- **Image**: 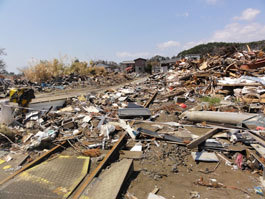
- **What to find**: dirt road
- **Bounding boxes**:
[32,76,147,104]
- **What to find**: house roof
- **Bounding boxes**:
[120,60,135,64]
[134,58,146,61]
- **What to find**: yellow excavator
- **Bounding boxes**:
[9,88,35,112]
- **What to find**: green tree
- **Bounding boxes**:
[145,63,152,74]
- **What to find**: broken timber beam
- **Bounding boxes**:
[248,131,265,147]
[70,133,126,199]
[187,128,222,149]
[145,91,158,108]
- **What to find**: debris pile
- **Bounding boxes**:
[0,72,134,96]
[1,47,265,198]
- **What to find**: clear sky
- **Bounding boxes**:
[0,0,265,72]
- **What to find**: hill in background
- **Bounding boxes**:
[177,40,265,57]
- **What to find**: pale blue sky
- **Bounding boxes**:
[0,0,265,72]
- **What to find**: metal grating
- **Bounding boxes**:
[0,155,89,199]
[80,159,133,199]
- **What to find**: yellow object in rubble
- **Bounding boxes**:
[9,88,19,103]
[9,88,35,107]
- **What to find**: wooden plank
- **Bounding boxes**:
[248,131,265,147]
[251,144,265,158]
[216,153,232,165]
[187,128,221,149]
[246,149,265,168]
[119,151,143,159]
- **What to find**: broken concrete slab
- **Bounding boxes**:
[191,152,219,162]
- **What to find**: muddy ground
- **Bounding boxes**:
[124,125,261,199]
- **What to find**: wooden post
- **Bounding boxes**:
[187,128,221,149]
